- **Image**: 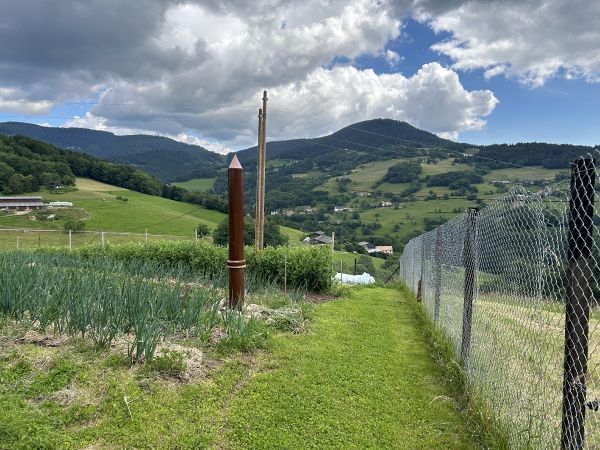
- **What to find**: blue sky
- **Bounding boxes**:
[0,1,598,152]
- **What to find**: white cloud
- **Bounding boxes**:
[384,50,402,67]
[0,0,502,150]
[418,0,600,87]
[265,63,498,140]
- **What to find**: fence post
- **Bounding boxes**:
[101,230,105,248]
[145,228,148,243]
[417,238,425,301]
[16,236,19,250]
[434,227,442,323]
[354,257,357,276]
[461,208,478,364]
[69,229,72,251]
[561,157,596,449]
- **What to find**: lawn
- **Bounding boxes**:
[224,287,476,448]
[0,286,478,449]
[172,177,216,192]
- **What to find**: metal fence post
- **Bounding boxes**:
[417,238,425,301]
[561,157,596,449]
[434,227,442,323]
[461,208,478,364]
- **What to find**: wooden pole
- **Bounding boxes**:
[259,90,267,248]
[228,155,245,309]
[255,107,264,250]
[69,229,72,251]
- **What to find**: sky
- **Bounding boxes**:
[0,0,598,154]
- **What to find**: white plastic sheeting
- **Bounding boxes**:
[334,272,375,285]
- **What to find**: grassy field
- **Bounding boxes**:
[361,198,473,236]
[333,250,386,272]
[319,159,406,194]
[0,178,304,247]
[172,177,216,192]
[0,286,478,449]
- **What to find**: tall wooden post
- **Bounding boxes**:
[561,157,595,449]
[255,108,264,250]
[256,90,268,250]
[228,155,245,309]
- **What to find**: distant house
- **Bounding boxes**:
[0,196,44,211]
[380,201,393,207]
[270,211,280,215]
[375,245,393,255]
[334,206,352,212]
[309,234,333,245]
[356,192,371,197]
[283,209,295,217]
[492,180,511,184]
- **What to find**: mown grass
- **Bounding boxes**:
[172,177,216,192]
[222,286,477,449]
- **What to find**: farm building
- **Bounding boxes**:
[375,245,393,255]
[0,196,44,210]
[305,231,333,245]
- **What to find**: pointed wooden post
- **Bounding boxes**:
[228,155,245,309]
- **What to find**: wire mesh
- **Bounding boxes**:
[399,154,600,448]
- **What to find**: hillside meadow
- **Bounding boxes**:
[0,178,305,248]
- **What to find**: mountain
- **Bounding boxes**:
[235,118,467,166]
[0,122,224,182]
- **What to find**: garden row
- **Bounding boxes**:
[37,240,334,292]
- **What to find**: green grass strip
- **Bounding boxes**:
[222,286,477,449]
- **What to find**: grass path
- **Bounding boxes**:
[221,287,476,449]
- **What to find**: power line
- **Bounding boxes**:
[143,206,208,230]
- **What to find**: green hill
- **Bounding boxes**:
[0,122,224,182]
[0,178,305,249]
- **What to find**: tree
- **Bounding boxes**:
[63,219,85,231]
[212,216,287,247]
[196,223,210,238]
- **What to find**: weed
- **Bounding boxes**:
[145,349,187,378]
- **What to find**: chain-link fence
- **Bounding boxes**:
[0,227,201,251]
[399,156,600,448]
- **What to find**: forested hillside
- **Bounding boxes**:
[0,122,224,182]
[0,135,227,213]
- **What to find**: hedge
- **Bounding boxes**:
[36,241,334,292]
